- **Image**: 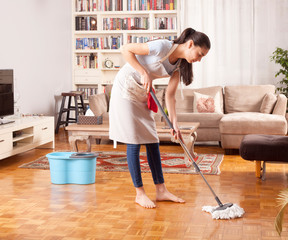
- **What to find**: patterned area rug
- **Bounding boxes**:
[19,152,224,175]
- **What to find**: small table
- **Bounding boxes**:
[65,121,199,160]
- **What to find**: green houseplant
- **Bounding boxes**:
[270,47,288,110]
[271,47,288,236]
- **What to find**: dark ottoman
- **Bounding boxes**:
[240,134,288,180]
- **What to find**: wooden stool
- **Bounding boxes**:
[55,91,86,133]
[240,134,288,180]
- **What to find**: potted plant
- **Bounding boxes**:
[271,48,288,236]
[270,47,288,109]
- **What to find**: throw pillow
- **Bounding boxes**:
[260,93,277,114]
[193,91,222,113]
[89,93,107,116]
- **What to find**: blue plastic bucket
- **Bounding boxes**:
[46,152,98,184]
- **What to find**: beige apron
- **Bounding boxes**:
[109,44,179,145]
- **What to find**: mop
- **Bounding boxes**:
[149,89,245,220]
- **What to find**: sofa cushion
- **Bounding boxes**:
[193,91,222,113]
[272,94,288,116]
[224,85,275,113]
[260,93,277,114]
[175,86,223,113]
[174,89,194,113]
[89,93,108,116]
[219,112,287,135]
[177,112,223,128]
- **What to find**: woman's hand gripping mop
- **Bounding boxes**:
[149,89,245,220]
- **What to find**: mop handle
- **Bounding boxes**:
[149,89,223,206]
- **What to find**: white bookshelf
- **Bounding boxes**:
[72,0,181,102]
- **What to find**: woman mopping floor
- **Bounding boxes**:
[109,27,245,219]
[109,28,210,208]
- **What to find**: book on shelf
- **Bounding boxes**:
[76,0,91,12]
[76,53,98,69]
[127,34,176,43]
[154,16,177,30]
[89,53,98,68]
[75,16,97,31]
[76,0,123,12]
[128,0,176,11]
[76,16,175,32]
[76,36,122,50]
[75,0,176,12]
[103,17,149,30]
[111,37,118,49]
[77,87,98,100]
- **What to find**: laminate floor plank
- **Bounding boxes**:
[0,129,288,239]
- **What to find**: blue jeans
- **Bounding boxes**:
[126,143,164,188]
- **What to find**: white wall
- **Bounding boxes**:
[0,0,72,117]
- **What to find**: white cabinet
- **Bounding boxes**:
[0,116,54,160]
[0,132,13,155]
[72,0,181,102]
[33,121,54,145]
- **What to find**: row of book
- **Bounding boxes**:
[75,54,99,69]
[77,87,98,100]
[76,34,176,49]
[76,36,123,50]
[75,0,177,12]
[154,17,177,30]
[76,0,123,11]
[127,34,176,43]
[75,16,97,31]
[102,17,149,30]
[128,0,177,11]
[75,16,176,31]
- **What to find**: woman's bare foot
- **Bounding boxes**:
[135,187,156,209]
[156,184,185,203]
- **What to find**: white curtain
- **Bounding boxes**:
[253,0,288,87]
[181,0,288,89]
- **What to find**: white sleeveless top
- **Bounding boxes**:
[109,40,179,145]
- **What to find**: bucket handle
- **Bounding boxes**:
[70,152,99,159]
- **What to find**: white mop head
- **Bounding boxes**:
[202,204,245,220]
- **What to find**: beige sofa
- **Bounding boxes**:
[220,85,287,151]
[89,84,287,153]
[156,84,287,153]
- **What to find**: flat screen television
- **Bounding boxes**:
[0,69,15,125]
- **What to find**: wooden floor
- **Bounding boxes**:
[1,129,288,240]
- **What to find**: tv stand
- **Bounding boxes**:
[0,116,54,160]
[0,118,15,125]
